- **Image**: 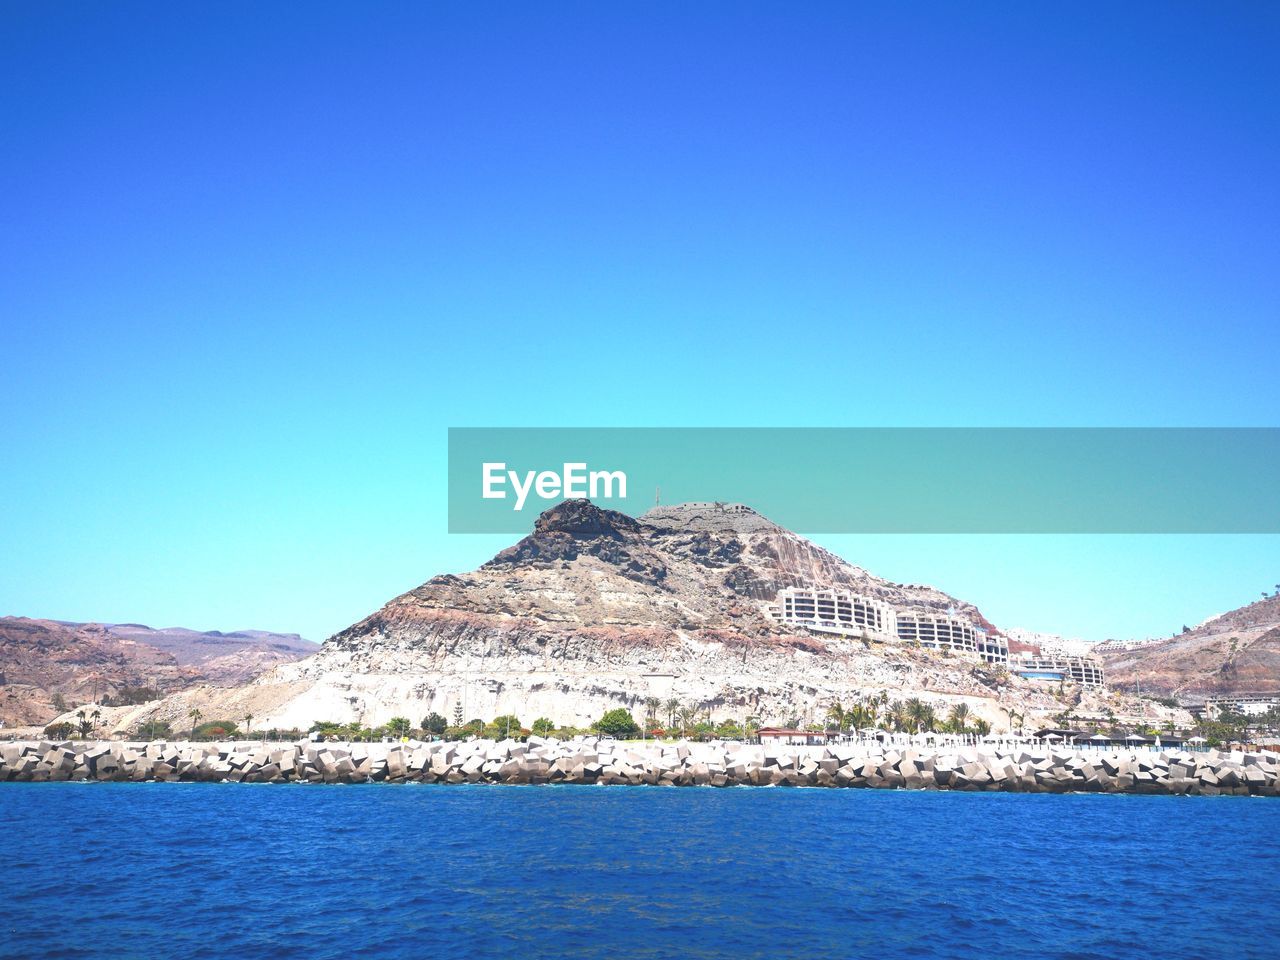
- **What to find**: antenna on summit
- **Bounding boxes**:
[655,485,661,506]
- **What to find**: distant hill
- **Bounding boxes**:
[62,621,317,672]
[1099,593,1280,703]
[0,617,316,727]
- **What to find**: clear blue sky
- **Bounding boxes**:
[2,4,1277,643]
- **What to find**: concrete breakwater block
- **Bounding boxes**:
[0,739,1277,796]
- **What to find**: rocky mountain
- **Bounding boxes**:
[1100,593,1280,703]
[126,500,1167,736]
[0,617,316,727]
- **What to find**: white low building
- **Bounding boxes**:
[756,727,829,746]
[895,611,1006,664]
[768,587,898,641]
[1012,653,1105,687]
[1204,693,1280,717]
[766,587,1009,665]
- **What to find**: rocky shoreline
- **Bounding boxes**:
[2,737,1278,796]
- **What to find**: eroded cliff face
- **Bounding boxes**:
[0,618,192,726]
[1101,595,1280,702]
[0,617,318,727]
[124,500,1161,734]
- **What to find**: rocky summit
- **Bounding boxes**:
[115,500,1170,736]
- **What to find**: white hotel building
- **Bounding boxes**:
[765,586,1010,665]
[765,586,1108,686]
[1203,693,1280,718]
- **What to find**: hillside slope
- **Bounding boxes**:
[130,501,1162,734]
[0,618,316,727]
[1100,594,1280,702]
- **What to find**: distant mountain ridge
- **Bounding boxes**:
[55,621,316,665]
[0,617,316,727]
[1099,593,1280,702]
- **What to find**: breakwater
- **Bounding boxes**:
[3,737,1278,795]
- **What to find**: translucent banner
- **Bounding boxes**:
[447,427,1280,534]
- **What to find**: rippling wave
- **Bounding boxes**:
[2,784,1277,959]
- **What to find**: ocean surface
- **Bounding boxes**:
[2,784,1277,960]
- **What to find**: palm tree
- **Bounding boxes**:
[921,704,937,733]
[848,702,872,730]
[971,718,992,737]
[676,705,697,738]
[90,708,102,737]
[664,698,680,729]
[188,708,203,740]
[948,702,971,734]
[887,700,910,733]
[76,710,92,739]
[644,697,660,728]
[906,701,926,732]
[242,714,254,737]
[867,691,889,728]
[826,701,848,731]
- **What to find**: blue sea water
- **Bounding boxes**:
[1,784,1277,960]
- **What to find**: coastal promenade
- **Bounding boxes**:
[2,737,1277,796]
